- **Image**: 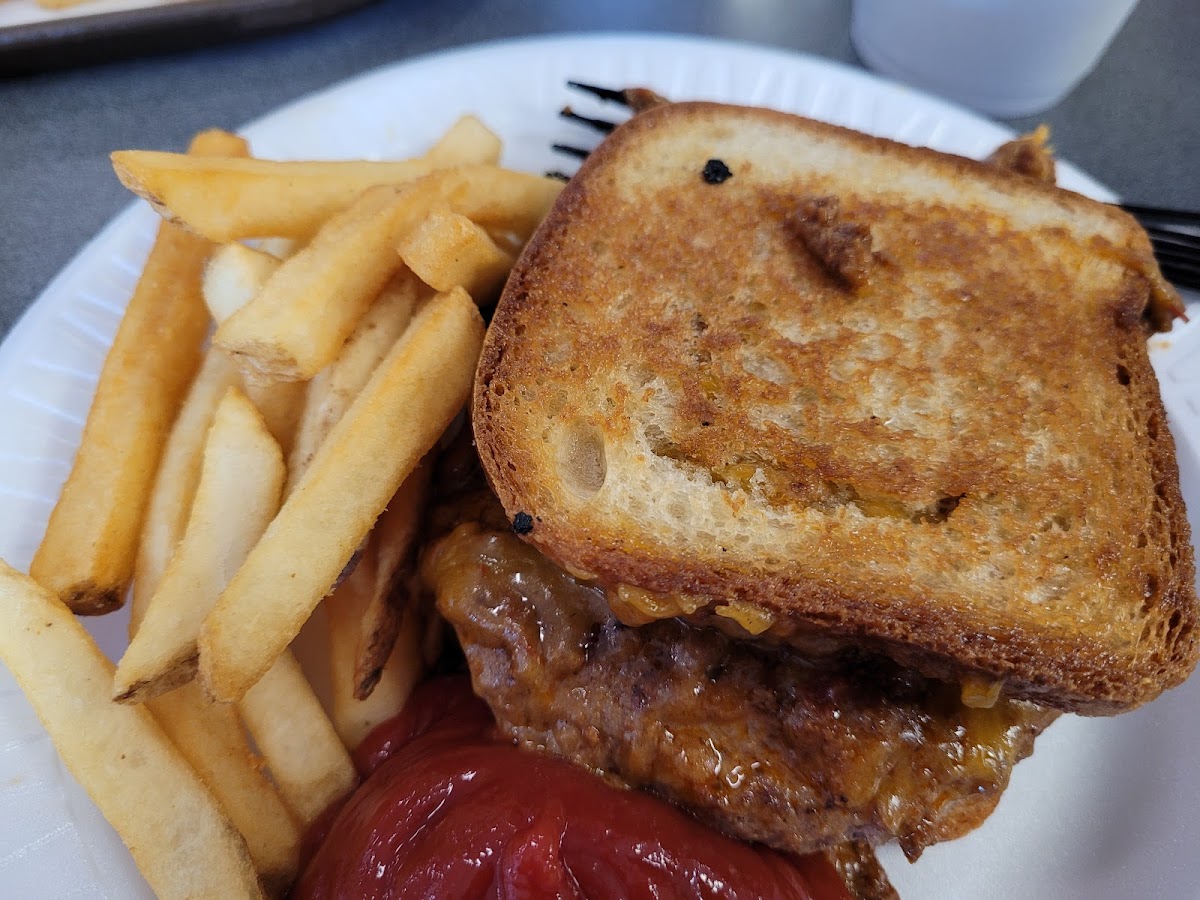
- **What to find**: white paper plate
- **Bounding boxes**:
[1,33,1197,900]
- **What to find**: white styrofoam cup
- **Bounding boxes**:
[851,0,1141,117]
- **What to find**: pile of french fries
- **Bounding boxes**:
[0,117,561,898]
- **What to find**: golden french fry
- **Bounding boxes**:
[200,288,484,701]
[32,130,246,615]
[214,184,431,381]
[214,168,557,382]
[241,376,306,457]
[147,685,300,894]
[397,205,515,300]
[203,237,302,452]
[354,584,407,701]
[204,243,281,325]
[111,150,564,242]
[353,465,431,698]
[0,561,262,900]
[203,238,303,453]
[424,114,502,167]
[446,166,564,239]
[239,650,357,827]
[115,388,284,703]
[188,128,251,157]
[287,272,424,494]
[130,327,298,890]
[132,349,242,631]
[328,587,422,750]
[110,153,488,242]
[134,176,300,878]
[257,237,300,260]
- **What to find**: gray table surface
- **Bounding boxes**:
[2,0,1198,340]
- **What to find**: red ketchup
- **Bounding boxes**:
[293,678,850,900]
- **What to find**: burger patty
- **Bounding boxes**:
[421,493,1058,860]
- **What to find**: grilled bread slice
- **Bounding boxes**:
[474,100,1198,715]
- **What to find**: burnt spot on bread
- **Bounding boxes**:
[921,494,966,524]
[986,127,1057,185]
[1087,239,1182,332]
[512,511,534,534]
[625,86,670,112]
[847,488,965,525]
[1112,274,1149,330]
[701,159,733,184]
[785,195,877,291]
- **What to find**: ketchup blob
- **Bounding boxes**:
[293,678,850,900]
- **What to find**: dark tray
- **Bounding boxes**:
[0,0,376,75]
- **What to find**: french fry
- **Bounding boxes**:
[131,131,251,625]
[187,127,251,157]
[0,562,263,900]
[200,288,484,701]
[291,278,427,734]
[257,237,300,260]
[214,168,558,382]
[31,129,245,615]
[214,184,429,381]
[287,272,423,494]
[132,349,241,630]
[328,584,422,750]
[239,651,358,827]
[397,205,515,300]
[130,362,300,892]
[147,686,300,894]
[203,237,304,452]
[115,388,284,703]
[204,243,281,325]
[241,377,306,456]
[111,151,497,242]
[424,114,502,167]
[130,362,302,620]
[447,166,563,239]
[353,465,430,699]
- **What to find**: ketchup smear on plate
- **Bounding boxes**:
[292,677,850,900]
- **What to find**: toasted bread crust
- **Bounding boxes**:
[475,101,1198,714]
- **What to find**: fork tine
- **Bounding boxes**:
[567,81,633,106]
[1150,242,1200,268]
[1121,203,1200,226]
[1154,254,1200,279]
[1144,226,1200,253]
[1144,226,1200,289]
[552,143,592,160]
[1160,264,1200,291]
[1123,210,1200,291]
[1149,239,1200,290]
[560,106,619,134]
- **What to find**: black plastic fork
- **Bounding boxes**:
[1119,205,1200,291]
[554,82,1200,293]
